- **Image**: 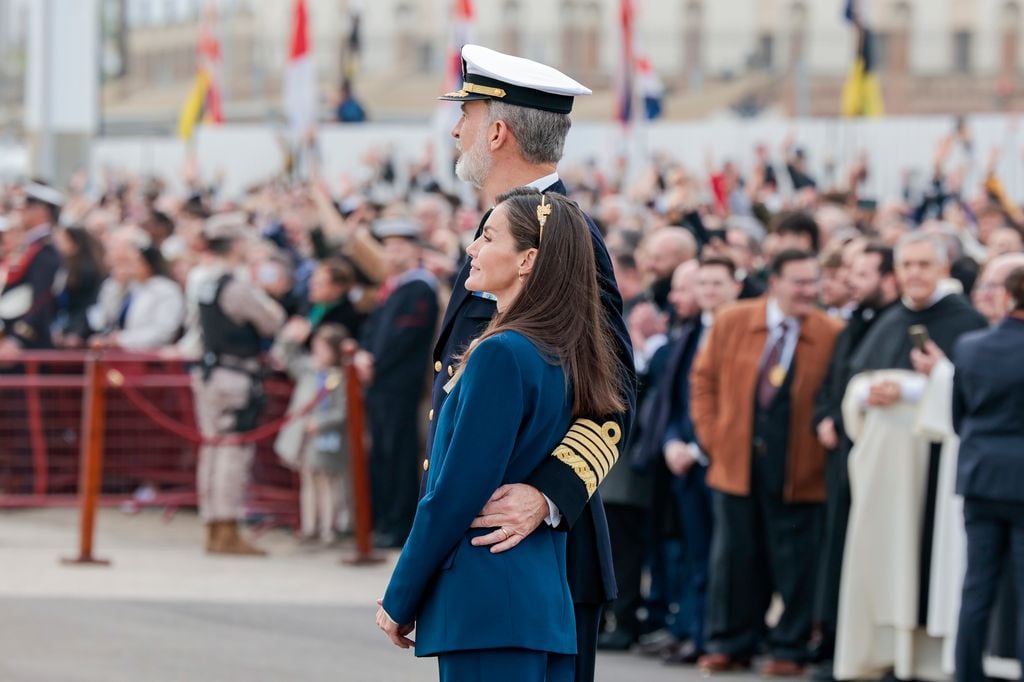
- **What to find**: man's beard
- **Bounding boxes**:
[454,133,493,189]
[858,284,887,311]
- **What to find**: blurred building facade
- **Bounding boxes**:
[2,0,1024,131]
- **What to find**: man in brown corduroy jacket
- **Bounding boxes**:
[690,249,842,677]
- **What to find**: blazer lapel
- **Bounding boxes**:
[434,207,493,355]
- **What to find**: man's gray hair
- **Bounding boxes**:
[895,231,950,265]
[487,101,571,165]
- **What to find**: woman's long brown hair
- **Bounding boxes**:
[459,187,625,418]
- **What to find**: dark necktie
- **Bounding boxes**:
[757,320,790,410]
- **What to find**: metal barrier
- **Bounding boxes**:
[0,351,301,530]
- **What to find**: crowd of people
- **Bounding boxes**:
[1,106,1023,680]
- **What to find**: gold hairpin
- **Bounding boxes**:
[537,195,552,243]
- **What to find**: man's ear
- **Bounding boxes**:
[489,119,511,153]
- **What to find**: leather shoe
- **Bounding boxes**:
[810,660,835,682]
[760,659,805,677]
[662,640,703,665]
[637,630,679,657]
[597,629,635,651]
[697,653,752,673]
[372,532,404,549]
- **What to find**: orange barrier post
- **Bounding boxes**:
[62,354,111,566]
[340,341,384,566]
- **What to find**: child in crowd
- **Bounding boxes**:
[272,319,350,546]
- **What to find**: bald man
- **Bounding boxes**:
[642,227,698,312]
[973,252,1024,325]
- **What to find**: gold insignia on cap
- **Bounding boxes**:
[461,83,507,98]
[442,89,470,98]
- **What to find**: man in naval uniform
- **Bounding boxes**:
[397,45,636,682]
[0,182,64,353]
[192,213,286,555]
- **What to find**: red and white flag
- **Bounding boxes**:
[197,1,223,124]
[614,0,636,125]
[285,0,317,139]
[433,0,475,192]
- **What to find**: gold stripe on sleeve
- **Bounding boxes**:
[552,445,598,497]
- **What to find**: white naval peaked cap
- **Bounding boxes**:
[439,44,592,114]
[23,181,65,208]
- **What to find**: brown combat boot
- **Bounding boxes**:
[209,520,267,557]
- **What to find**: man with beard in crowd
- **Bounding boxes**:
[811,244,899,681]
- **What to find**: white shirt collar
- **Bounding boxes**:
[701,310,715,328]
[766,298,800,331]
[901,279,961,311]
[525,172,560,192]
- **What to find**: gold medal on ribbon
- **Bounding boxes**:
[769,365,787,387]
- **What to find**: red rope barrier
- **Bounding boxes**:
[109,369,332,446]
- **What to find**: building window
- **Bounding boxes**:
[1001,1,1020,73]
[684,0,703,87]
[501,1,521,56]
[753,32,774,70]
[953,30,973,73]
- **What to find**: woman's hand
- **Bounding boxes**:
[375,599,415,649]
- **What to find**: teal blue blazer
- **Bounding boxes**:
[382,331,577,657]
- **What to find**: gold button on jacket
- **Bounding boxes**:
[422,459,429,472]
[434,360,442,373]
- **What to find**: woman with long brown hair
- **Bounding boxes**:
[375,187,625,682]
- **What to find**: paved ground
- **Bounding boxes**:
[0,508,747,682]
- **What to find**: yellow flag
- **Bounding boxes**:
[177,70,210,140]
[841,57,884,117]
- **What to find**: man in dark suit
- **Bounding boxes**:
[425,45,636,682]
[357,219,440,548]
[0,182,64,353]
[951,265,1024,682]
[633,256,742,664]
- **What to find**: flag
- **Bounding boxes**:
[285,0,317,139]
[433,0,475,193]
[177,70,210,140]
[343,1,362,83]
[841,0,884,117]
[636,55,664,120]
[446,0,475,93]
[177,2,223,140]
[615,0,636,124]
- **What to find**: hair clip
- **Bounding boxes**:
[537,194,552,243]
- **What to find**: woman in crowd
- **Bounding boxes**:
[375,188,626,682]
[90,229,185,350]
[52,225,106,347]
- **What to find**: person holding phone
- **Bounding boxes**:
[835,232,986,682]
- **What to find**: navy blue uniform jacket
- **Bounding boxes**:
[952,316,1024,504]
[426,180,636,604]
[383,332,577,656]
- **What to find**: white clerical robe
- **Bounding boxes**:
[835,368,951,682]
